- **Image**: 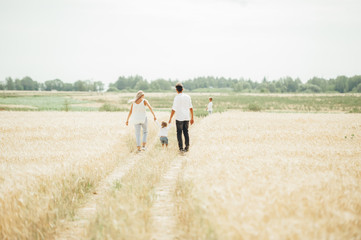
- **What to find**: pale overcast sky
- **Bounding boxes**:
[0,0,360,84]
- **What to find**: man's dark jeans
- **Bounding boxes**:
[176,120,189,150]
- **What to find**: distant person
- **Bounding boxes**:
[169,83,194,152]
[206,97,213,115]
[155,120,171,148]
[126,90,157,152]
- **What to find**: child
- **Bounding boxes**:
[155,120,171,148]
[206,97,213,115]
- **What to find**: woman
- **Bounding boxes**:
[126,91,157,152]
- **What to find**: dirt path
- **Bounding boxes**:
[54,153,142,240]
[150,154,187,240]
[54,127,159,240]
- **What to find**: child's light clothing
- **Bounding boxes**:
[207,101,213,114]
[155,121,171,145]
[155,121,171,137]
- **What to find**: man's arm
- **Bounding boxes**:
[190,108,194,125]
[169,109,175,124]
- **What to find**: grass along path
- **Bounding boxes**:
[86,119,200,239]
[86,151,178,239]
[149,119,202,240]
[55,153,143,240]
[150,154,188,240]
[54,123,160,240]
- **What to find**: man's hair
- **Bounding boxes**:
[175,82,183,92]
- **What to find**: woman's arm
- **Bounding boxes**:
[145,100,157,121]
[126,104,133,126]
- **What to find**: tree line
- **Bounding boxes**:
[0,77,104,92]
[109,75,361,93]
[1,75,361,93]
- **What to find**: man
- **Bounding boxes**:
[169,83,194,152]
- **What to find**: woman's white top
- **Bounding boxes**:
[131,99,146,124]
[155,121,171,137]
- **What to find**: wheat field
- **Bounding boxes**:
[175,111,361,239]
[1,111,360,239]
[0,112,131,239]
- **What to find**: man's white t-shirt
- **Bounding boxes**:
[172,93,193,121]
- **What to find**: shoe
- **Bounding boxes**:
[141,147,146,151]
[184,147,189,152]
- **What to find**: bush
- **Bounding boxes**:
[248,103,261,112]
[356,83,361,93]
[300,84,322,93]
[99,103,121,112]
[260,88,269,93]
[63,99,70,112]
[107,87,119,92]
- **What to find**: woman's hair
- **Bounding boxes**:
[128,90,145,103]
[161,121,167,128]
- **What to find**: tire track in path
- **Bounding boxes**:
[54,151,144,240]
[150,154,187,240]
